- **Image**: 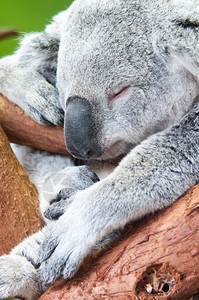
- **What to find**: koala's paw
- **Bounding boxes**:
[0,254,41,300]
[26,82,64,126]
[0,58,63,125]
[21,73,64,126]
[43,192,73,220]
[43,166,99,220]
[38,214,90,289]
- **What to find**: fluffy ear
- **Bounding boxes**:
[165,46,199,81]
[164,1,199,79]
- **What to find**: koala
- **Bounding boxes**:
[0,0,199,299]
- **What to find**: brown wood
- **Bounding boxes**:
[0,29,18,40]
[39,184,199,300]
[0,93,70,155]
[0,125,43,254]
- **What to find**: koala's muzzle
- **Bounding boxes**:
[64,97,102,159]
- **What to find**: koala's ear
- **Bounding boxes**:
[165,46,199,80]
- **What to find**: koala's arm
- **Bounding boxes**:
[0,11,68,124]
[37,101,199,287]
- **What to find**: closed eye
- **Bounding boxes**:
[113,86,129,98]
[109,86,130,108]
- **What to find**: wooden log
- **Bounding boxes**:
[0,125,43,254]
[0,93,69,155]
[39,183,199,300]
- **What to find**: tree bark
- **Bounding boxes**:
[0,125,43,254]
[0,93,69,155]
[39,184,199,300]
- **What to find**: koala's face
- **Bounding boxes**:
[57,0,196,160]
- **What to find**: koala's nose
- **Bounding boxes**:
[64,97,102,159]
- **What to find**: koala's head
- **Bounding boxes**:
[57,0,199,160]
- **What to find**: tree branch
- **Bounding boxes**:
[0,125,43,254]
[39,184,199,299]
[0,93,70,155]
[0,28,18,40]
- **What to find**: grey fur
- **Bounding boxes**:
[43,165,99,220]
[0,0,199,298]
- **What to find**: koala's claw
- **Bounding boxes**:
[43,166,99,220]
[44,197,72,220]
[38,220,87,289]
[27,104,64,126]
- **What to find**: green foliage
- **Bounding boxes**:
[0,0,74,57]
[0,298,20,300]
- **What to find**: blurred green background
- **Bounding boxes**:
[0,0,74,58]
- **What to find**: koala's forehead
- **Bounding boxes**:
[64,0,150,49]
[58,0,159,93]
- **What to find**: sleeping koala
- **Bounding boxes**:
[0,0,199,299]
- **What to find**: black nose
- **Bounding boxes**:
[64,97,102,159]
